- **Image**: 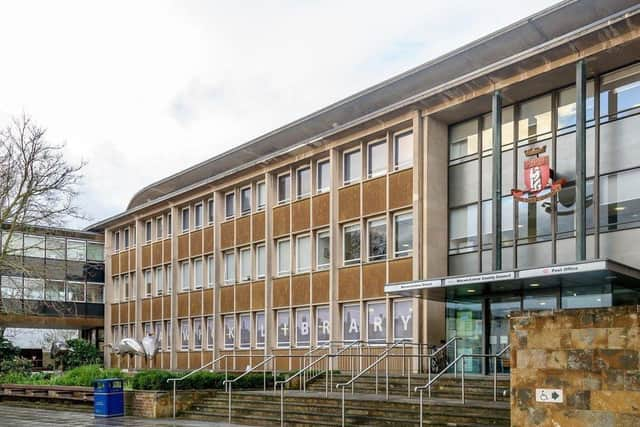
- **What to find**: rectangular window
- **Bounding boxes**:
[316,306,330,345]
[193,258,203,289]
[367,301,386,344]
[167,213,172,236]
[394,131,413,170]
[124,228,130,248]
[600,169,640,230]
[156,217,163,239]
[194,203,203,228]
[87,242,104,262]
[343,304,360,342]
[181,208,190,233]
[343,223,361,265]
[224,316,235,349]
[256,181,266,210]
[113,232,120,252]
[296,167,310,198]
[296,235,311,273]
[166,265,172,294]
[207,255,214,288]
[180,261,190,291]
[145,220,152,242]
[367,140,387,178]
[206,316,214,349]
[240,187,251,215]
[24,235,45,258]
[255,312,266,349]
[66,240,86,261]
[112,277,120,303]
[123,275,129,301]
[24,278,44,300]
[180,319,189,350]
[224,251,235,284]
[394,212,413,257]
[343,149,361,185]
[67,282,85,302]
[449,205,478,252]
[316,230,330,270]
[317,160,330,193]
[45,280,66,302]
[154,322,162,350]
[278,174,291,204]
[239,247,251,282]
[225,192,235,219]
[193,318,203,349]
[277,239,291,276]
[86,283,104,303]
[144,322,152,336]
[144,269,152,296]
[368,218,387,261]
[276,310,290,348]
[207,199,214,224]
[517,94,552,142]
[601,63,640,120]
[295,308,310,347]
[155,267,163,295]
[166,320,172,350]
[239,313,250,349]
[393,300,413,341]
[256,244,266,279]
[449,119,478,160]
[46,236,66,259]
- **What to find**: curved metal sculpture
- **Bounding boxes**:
[142,333,160,360]
[117,338,145,357]
[50,340,72,358]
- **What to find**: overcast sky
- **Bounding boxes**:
[0,0,559,230]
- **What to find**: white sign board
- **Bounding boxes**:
[385,279,441,293]
[535,388,563,403]
[444,272,514,286]
[519,261,606,279]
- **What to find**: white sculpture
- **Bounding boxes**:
[141,333,160,360]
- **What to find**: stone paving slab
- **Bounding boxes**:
[0,403,246,427]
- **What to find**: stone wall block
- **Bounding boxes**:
[591,390,640,415]
[567,349,594,371]
[570,328,608,349]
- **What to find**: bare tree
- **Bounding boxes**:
[0,113,85,338]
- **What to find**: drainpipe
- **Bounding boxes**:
[492,91,502,271]
[576,60,587,261]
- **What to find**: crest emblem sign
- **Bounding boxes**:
[511,146,565,203]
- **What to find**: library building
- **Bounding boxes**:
[89,0,640,424]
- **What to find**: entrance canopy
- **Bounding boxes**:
[385,259,640,301]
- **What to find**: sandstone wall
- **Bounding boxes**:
[510,306,640,426]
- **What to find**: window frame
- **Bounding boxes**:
[207,255,214,288]
[123,227,130,249]
[276,238,291,276]
[240,186,252,216]
[156,216,163,240]
[256,181,266,211]
[194,202,204,229]
[155,266,164,296]
[316,229,330,270]
[367,139,388,179]
[181,207,190,233]
[224,315,235,350]
[276,309,291,348]
[343,222,361,266]
[343,148,362,186]
[295,234,311,273]
[367,217,387,262]
[225,191,235,220]
[393,211,414,258]
[193,258,203,289]
[277,172,291,204]
[207,198,214,224]
[180,319,189,351]
[223,251,236,285]
[316,158,330,194]
[167,213,172,236]
[296,166,311,199]
[113,231,120,252]
[256,243,266,279]
[238,313,251,349]
[393,130,413,170]
[144,269,152,297]
[255,312,266,349]
[145,220,152,243]
[180,261,190,291]
[239,247,252,282]
[193,318,203,350]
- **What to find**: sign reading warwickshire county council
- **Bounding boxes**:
[511,146,566,203]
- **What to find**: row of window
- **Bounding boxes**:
[113,299,413,351]
[448,63,640,160]
[0,276,103,303]
[0,232,103,262]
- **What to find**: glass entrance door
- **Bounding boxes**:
[445,298,483,374]
[488,297,521,374]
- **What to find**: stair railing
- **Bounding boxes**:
[460,344,511,403]
[275,353,332,426]
[335,340,408,426]
[167,354,228,419]
[328,340,364,392]
[222,355,275,425]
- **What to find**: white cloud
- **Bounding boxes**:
[0,0,558,228]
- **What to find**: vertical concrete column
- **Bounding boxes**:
[170,205,179,370]
[411,110,424,347]
[265,171,275,354]
[134,217,143,369]
[329,147,340,343]
[423,115,448,344]
[576,59,587,261]
[103,230,112,367]
[213,191,223,358]
[492,91,503,271]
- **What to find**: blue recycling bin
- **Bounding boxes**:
[94,378,125,417]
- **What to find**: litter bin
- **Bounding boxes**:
[94,378,125,417]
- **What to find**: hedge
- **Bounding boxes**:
[0,365,123,388]
[131,369,287,391]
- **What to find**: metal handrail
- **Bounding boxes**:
[167,354,227,419]
[276,353,332,426]
[415,344,512,427]
[336,340,408,426]
[222,355,275,425]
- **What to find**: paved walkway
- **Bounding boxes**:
[0,403,244,427]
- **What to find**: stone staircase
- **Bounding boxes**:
[180,375,510,426]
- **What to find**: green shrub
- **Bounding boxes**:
[51,365,123,387]
[56,339,102,370]
[131,369,287,391]
[0,357,32,375]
